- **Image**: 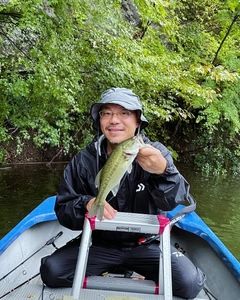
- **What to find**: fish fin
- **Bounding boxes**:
[95,169,102,188]
[111,184,120,196]
[127,164,133,174]
[88,201,104,220]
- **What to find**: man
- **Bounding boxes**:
[40,87,206,298]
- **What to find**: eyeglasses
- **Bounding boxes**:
[99,110,133,119]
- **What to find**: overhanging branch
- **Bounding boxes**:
[212,13,239,65]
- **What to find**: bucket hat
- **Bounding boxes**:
[90,87,148,130]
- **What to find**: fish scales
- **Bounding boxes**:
[88,135,143,220]
[97,147,131,201]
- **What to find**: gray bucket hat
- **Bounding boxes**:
[90,87,148,130]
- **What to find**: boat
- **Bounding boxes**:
[0,195,239,300]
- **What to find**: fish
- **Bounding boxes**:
[88,134,145,220]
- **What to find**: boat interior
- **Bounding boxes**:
[1,218,239,300]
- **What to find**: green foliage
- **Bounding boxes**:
[0,0,239,173]
[194,127,240,176]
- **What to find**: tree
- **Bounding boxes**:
[0,0,239,174]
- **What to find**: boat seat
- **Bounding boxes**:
[71,212,173,300]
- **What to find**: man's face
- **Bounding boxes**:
[99,104,139,145]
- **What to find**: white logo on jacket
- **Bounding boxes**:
[136,183,145,192]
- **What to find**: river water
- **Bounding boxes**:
[0,162,239,261]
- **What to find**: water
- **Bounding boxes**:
[180,165,240,261]
[0,163,67,238]
[0,163,239,261]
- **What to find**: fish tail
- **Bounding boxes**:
[88,202,104,220]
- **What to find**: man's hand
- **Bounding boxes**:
[137,145,167,175]
[86,198,117,220]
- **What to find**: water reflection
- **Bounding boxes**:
[0,163,239,261]
[179,165,240,260]
[0,163,67,238]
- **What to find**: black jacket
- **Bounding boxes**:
[55,135,190,244]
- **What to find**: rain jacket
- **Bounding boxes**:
[55,134,190,245]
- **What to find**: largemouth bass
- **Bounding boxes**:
[88,134,145,220]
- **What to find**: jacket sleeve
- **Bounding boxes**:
[54,153,97,230]
[146,141,190,211]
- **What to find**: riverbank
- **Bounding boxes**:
[1,132,195,166]
[1,136,71,165]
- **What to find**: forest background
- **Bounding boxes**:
[0,0,239,175]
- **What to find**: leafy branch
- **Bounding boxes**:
[212,13,239,65]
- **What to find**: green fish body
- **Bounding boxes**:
[88,135,144,220]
